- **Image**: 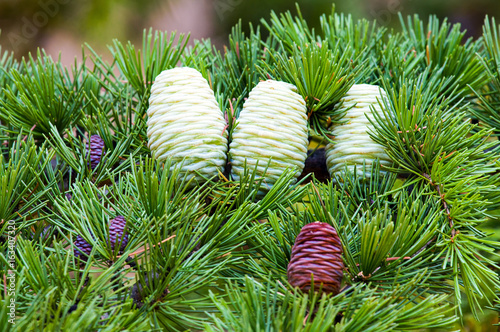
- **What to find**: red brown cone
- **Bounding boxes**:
[287,221,344,295]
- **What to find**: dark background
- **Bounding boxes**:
[0,0,499,66]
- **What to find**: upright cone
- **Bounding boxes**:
[146,67,228,185]
[74,235,92,259]
[108,215,128,251]
[287,222,344,295]
[87,134,105,170]
[229,80,308,193]
[325,84,392,180]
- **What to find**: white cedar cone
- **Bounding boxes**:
[146,67,228,184]
[229,80,308,191]
[287,222,344,295]
[325,84,392,179]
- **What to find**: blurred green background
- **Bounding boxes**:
[1,0,499,65]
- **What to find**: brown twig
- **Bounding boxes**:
[216,252,231,259]
[385,256,412,262]
[25,182,39,201]
[117,234,176,258]
[23,124,37,141]
[355,256,412,268]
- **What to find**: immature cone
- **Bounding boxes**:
[146,67,228,185]
[108,215,128,251]
[287,222,344,295]
[325,84,392,180]
[74,235,92,259]
[229,80,308,192]
[131,271,170,309]
[87,134,105,170]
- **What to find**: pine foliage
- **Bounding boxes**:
[1,4,500,331]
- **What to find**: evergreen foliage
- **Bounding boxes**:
[1,4,500,331]
[471,16,500,138]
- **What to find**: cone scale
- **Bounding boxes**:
[109,215,128,251]
[146,67,228,185]
[325,84,392,179]
[87,134,105,170]
[287,222,344,295]
[229,80,308,192]
[74,234,92,259]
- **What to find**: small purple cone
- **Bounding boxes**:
[87,135,105,170]
[74,234,93,259]
[109,216,128,251]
